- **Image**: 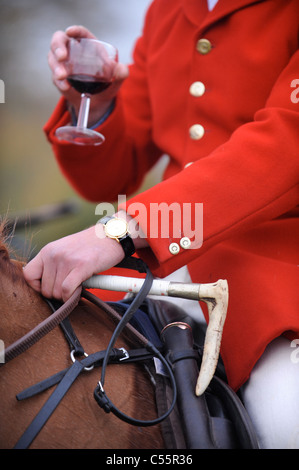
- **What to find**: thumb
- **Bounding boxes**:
[114,63,129,82]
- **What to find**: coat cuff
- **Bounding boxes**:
[43,97,121,146]
[118,187,204,278]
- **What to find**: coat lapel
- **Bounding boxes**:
[183,0,267,30]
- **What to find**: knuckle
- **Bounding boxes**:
[42,243,61,264]
[61,281,74,301]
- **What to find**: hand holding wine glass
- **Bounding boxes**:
[48,26,128,145]
[55,37,118,145]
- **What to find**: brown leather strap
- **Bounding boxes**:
[2,287,82,365]
[2,287,149,366]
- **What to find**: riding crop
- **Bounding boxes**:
[83,274,229,396]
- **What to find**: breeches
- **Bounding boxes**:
[240,335,299,449]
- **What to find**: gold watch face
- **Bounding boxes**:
[104,218,128,239]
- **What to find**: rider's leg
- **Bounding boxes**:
[240,335,299,449]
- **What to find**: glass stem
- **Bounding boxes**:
[77,93,90,128]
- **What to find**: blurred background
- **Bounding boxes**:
[0,0,166,258]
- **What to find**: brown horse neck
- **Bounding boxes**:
[0,230,165,449]
[0,241,51,345]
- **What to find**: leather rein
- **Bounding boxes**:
[2,257,177,448]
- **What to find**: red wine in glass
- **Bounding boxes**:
[55,38,118,145]
[67,74,112,95]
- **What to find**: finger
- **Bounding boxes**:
[23,255,44,292]
[30,243,61,299]
[50,30,70,61]
[54,78,71,93]
[51,263,73,300]
[24,275,42,294]
[39,259,58,300]
[61,268,85,302]
[48,32,71,93]
[53,75,71,93]
[48,50,67,81]
[65,25,97,40]
[48,51,73,94]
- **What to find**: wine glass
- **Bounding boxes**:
[55,38,118,145]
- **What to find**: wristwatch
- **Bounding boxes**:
[100,216,135,257]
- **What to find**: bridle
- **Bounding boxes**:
[2,257,177,448]
[92,260,177,427]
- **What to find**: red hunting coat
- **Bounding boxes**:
[44,0,299,391]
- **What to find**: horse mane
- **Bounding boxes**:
[0,218,27,284]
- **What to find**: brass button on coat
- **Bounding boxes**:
[189,81,205,97]
[189,124,205,140]
[196,38,212,54]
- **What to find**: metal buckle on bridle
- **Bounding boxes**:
[94,381,111,414]
[118,347,129,361]
[70,349,94,372]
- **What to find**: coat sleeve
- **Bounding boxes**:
[44,5,299,279]
[121,49,299,277]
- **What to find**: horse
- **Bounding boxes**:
[0,222,165,449]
